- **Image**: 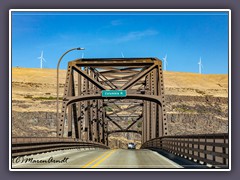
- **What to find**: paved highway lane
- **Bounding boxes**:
[12,149,182,169]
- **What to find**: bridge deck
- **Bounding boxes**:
[12,149,182,169]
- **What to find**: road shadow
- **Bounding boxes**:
[149,148,210,169]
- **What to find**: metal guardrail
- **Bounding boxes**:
[141,133,229,168]
[12,137,109,157]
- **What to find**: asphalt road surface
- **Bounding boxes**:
[12,149,182,169]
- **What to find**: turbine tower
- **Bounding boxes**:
[38,51,46,69]
[121,52,124,58]
[198,57,203,74]
[162,54,168,71]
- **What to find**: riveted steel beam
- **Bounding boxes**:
[57,57,168,148]
[107,130,142,135]
[121,64,156,90]
[82,68,89,141]
[71,71,79,139]
[71,58,155,66]
[90,67,117,90]
[67,75,72,137]
[88,69,93,141]
[156,61,168,137]
[106,115,123,130]
[126,115,143,130]
[65,94,162,106]
[72,65,106,90]
[150,69,157,139]
[146,74,151,141]
[107,104,142,116]
[99,67,143,74]
[77,73,82,139]
[57,64,72,137]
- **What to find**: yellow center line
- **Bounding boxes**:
[91,150,116,168]
[81,150,111,168]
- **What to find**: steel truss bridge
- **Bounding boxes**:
[12,58,229,169]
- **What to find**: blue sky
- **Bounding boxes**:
[11,11,229,74]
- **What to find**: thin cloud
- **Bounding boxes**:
[117,29,159,42]
[111,20,122,26]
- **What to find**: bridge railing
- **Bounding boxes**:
[141,133,229,168]
[12,137,109,157]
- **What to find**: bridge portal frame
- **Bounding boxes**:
[57,58,168,145]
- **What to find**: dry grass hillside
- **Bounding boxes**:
[163,71,228,97]
[12,67,228,99]
[164,71,228,89]
[12,68,228,88]
[12,68,66,85]
[11,67,229,148]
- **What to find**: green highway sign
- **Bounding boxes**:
[102,90,127,97]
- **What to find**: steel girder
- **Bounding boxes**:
[57,58,168,145]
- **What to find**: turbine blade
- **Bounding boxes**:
[121,52,124,58]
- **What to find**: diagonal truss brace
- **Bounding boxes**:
[106,115,123,130]
[73,65,106,90]
[121,64,157,90]
[126,115,143,130]
[107,104,142,116]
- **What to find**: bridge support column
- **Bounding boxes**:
[104,112,108,146]
[67,70,72,137]
[58,64,72,137]
[98,100,103,143]
[92,71,100,142]
[67,105,72,137]
[150,69,157,139]
[78,74,82,139]
[142,101,147,143]
[92,98,98,142]
[71,71,79,138]
[146,74,151,141]
[157,62,168,136]
[58,65,79,138]
[83,67,90,141]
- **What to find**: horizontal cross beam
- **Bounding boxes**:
[65,94,162,107]
[107,130,142,135]
[121,64,157,90]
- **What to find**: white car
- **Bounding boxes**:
[128,143,136,149]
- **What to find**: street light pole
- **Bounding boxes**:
[56,47,85,131]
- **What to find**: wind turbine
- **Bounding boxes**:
[121,52,124,58]
[198,57,203,74]
[162,54,168,71]
[38,51,46,69]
